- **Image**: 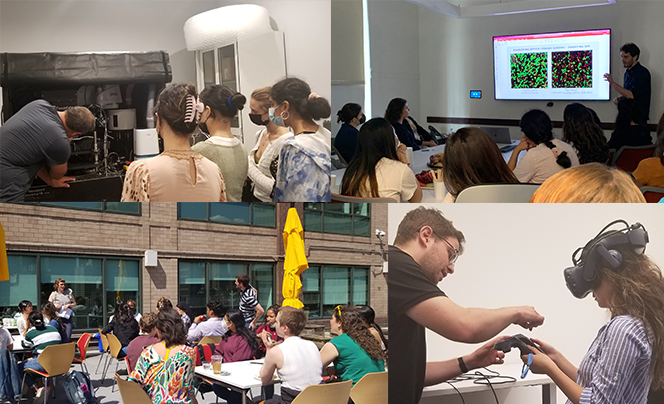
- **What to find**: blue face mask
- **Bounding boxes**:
[269,104,287,127]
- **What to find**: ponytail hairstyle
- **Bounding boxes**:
[270,77,331,122]
[199,85,246,119]
[520,109,571,169]
[334,306,385,364]
[354,305,388,358]
[28,311,46,331]
[41,301,64,330]
[262,304,281,326]
[337,103,362,124]
[224,309,259,353]
[18,300,33,314]
[154,83,200,137]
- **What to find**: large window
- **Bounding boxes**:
[0,253,140,331]
[179,260,274,319]
[304,203,371,236]
[302,265,369,318]
[178,203,276,227]
[29,202,140,215]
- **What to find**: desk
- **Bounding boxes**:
[195,359,279,404]
[422,365,556,404]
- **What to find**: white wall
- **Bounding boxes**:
[0,0,331,132]
[388,204,664,404]
[416,1,664,139]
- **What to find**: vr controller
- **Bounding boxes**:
[493,334,543,356]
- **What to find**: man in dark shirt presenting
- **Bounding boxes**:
[388,206,546,404]
[603,43,651,125]
[0,100,96,202]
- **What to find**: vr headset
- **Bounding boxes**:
[564,220,648,299]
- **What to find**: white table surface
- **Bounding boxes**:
[331,142,521,203]
[194,358,279,390]
[422,364,556,404]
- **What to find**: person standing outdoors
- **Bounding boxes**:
[235,273,264,330]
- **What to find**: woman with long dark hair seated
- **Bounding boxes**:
[442,127,519,202]
[354,305,388,357]
[341,118,422,202]
[102,301,140,357]
[508,109,579,184]
[608,98,653,151]
[212,309,259,404]
[384,98,419,150]
[562,103,610,164]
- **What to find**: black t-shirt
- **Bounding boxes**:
[623,62,651,123]
[0,100,70,202]
[388,245,447,404]
[334,123,359,164]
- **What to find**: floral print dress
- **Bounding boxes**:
[128,344,197,403]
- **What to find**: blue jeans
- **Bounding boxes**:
[19,357,45,388]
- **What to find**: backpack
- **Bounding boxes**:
[63,370,97,404]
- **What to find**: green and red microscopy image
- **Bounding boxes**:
[552,50,592,88]
[510,52,548,89]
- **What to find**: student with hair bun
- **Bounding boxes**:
[270,77,332,202]
[334,103,364,164]
[508,109,579,184]
[20,311,62,399]
[121,83,226,202]
[193,85,248,202]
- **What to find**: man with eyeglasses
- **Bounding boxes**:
[388,206,545,404]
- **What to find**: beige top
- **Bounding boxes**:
[121,150,226,202]
[513,139,580,184]
[358,157,418,202]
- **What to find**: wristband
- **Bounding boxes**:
[458,357,469,373]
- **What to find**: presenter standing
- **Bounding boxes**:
[604,43,651,125]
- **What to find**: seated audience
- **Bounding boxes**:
[334,103,364,164]
[20,312,61,399]
[271,77,331,202]
[406,116,438,147]
[246,86,293,202]
[41,301,67,343]
[260,307,322,404]
[256,304,283,358]
[355,305,388,356]
[608,98,652,151]
[562,103,610,164]
[509,109,579,183]
[187,300,227,343]
[385,98,420,150]
[102,302,140,357]
[17,300,33,337]
[212,309,259,404]
[176,302,195,330]
[0,326,12,350]
[129,308,197,404]
[530,163,646,203]
[193,85,248,202]
[633,133,664,188]
[127,299,142,322]
[442,127,519,202]
[341,118,422,202]
[320,306,385,386]
[126,312,160,372]
[121,83,226,202]
[156,297,173,312]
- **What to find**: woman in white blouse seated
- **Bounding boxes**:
[245,87,293,202]
[508,109,579,184]
[341,118,422,203]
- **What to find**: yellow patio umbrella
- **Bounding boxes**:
[282,207,308,309]
[0,221,8,282]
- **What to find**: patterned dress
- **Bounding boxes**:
[128,344,197,404]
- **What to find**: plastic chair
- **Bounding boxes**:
[350,371,388,404]
[641,186,664,203]
[19,342,76,404]
[290,380,353,404]
[95,331,111,375]
[612,144,656,172]
[102,333,126,392]
[198,335,222,345]
[331,193,396,203]
[115,374,152,404]
[455,183,541,203]
[606,149,616,165]
[72,333,92,377]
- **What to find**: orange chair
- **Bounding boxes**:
[72,333,92,377]
[612,144,656,172]
[641,186,664,203]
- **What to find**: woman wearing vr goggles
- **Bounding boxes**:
[522,220,664,404]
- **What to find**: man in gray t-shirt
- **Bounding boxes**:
[0,100,96,202]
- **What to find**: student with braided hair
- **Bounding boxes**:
[121,83,226,202]
[508,109,579,184]
[320,305,385,386]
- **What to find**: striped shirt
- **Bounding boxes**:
[573,315,652,404]
[22,325,61,354]
[239,284,259,324]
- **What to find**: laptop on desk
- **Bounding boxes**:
[479,127,518,152]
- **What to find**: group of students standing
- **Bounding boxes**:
[120,76,332,203]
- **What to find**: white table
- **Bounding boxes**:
[422,364,556,404]
[195,359,279,404]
